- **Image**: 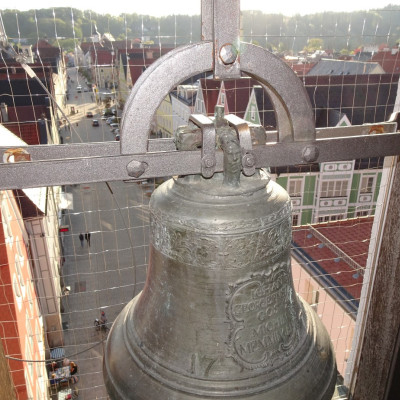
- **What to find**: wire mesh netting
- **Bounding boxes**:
[0,3,400,399]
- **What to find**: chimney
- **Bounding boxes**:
[37,119,49,144]
[0,103,8,122]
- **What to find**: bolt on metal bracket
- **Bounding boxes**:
[224,114,256,176]
[189,114,217,178]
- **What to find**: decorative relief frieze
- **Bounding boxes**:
[150,212,292,268]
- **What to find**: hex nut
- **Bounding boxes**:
[302,145,319,162]
[219,44,238,65]
[242,153,255,168]
[202,155,216,169]
[127,160,148,178]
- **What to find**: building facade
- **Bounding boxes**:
[0,189,48,399]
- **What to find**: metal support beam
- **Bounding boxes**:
[1,132,399,189]
[213,0,241,79]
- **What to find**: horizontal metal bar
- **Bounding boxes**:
[315,122,397,138]
[0,139,176,163]
[0,133,399,190]
[1,124,395,163]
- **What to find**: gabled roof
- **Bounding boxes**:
[112,40,132,50]
[32,39,61,60]
[80,42,104,53]
[6,105,49,123]
[292,217,373,318]
[0,78,50,107]
[371,50,400,74]
[307,59,385,76]
[13,189,45,219]
[91,49,116,65]
[198,77,255,118]
[303,73,399,126]
[289,62,316,76]
[0,125,46,217]
[2,123,41,145]
[196,72,399,134]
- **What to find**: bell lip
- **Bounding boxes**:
[104,296,337,399]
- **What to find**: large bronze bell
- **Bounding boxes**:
[104,121,336,399]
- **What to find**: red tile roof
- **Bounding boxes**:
[292,217,373,304]
[2,123,41,145]
[32,40,60,59]
[13,189,45,219]
[80,42,104,53]
[91,49,116,65]
[371,50,400,74]
[7,106,49,123]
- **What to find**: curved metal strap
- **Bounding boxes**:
[239,43,315,142]
[121,42,213,155]
[120,42,315,155]
[224,114,255,176]
[189,114,216,178]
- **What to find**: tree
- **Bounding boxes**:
[304,38,324,53]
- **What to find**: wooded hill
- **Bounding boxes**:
[1,5,400,53]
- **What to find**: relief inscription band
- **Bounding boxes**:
[150,200,292,269]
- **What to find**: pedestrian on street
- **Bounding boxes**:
[79,233,84,247]
[85,232,91,247]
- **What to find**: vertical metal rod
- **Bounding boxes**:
[201,0,213,41]
[213,0,241,79]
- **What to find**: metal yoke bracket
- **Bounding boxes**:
[189,114,217,178]
[224,114,256,176]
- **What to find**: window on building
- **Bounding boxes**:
[320,180,348,197]
[292,214,300,226]
[289,179,302,197]
[36,320,43,344]
[356,210,369,217]
[13,275,21,298]
[318,214,344,223]
[360,176,374,193]
[1,203,13,245]
[304,279,320,311]
[27,284,34,314]
[15,255,25,291]
[250,104,256,121]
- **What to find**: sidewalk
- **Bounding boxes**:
[58,68,149,398]
[60,181,149,399]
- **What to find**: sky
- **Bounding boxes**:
[3,0,398,17]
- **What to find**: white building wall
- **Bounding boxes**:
[291,256,355,377]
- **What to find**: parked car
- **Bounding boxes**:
[86,111,93,118]
[106,117,116,125]
[110,123,119,132]
[102,108,114,117]
[101,115,108,121]
[92,119,99,127]
[76,86,82,92]
[115,133,120,141]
